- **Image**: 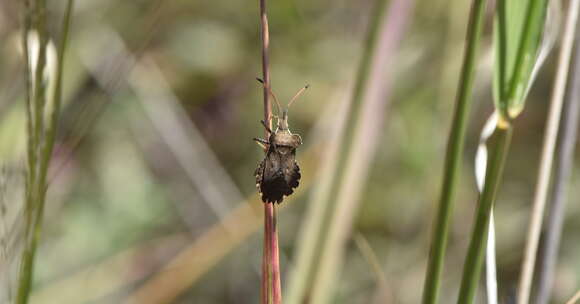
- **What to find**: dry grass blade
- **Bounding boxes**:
[517,1,580,303]
[566,291,580,304]
[535,19,580,304]
[124,198,265,304]
[29,234,188,304]
[353,233,387,288]
[307,1,414,303]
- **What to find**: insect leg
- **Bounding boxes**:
[253,137,269,145]
[260,120,273,133]
[253,137,269,150]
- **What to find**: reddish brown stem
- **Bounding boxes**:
[261,204,272,304]
[262,206,270,304]
[269,204,282,303]
[260,0,272,132]
[259,0,281,303]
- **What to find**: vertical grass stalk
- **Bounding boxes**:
[307,0,413,303]
[565,291,580,304]
[517,0,580,302]
[285,0,391,302]
[16,1,74,303]
[474,112,501,304]
[421,0,488,303]
[286,0,413,303]
[455,0,551,301]
[258,0,281,303]
[535,20,580,304]
[456,125,512,304]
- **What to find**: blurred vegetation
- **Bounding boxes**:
[0,0,578,303]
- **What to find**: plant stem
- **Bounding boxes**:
[263,205,272,303]
[421,0,487,303]
[286,0,413,301]
[22,0,35,250]
[307,0,413,303]
[258,0,281,303]
[565,291,580,304]
[17,0,48,302]
[285,0,390,300]
[259,0,271,132]
[495,0,507,115]
[517,1,580,303]
[457,125,512,304]
[270,205,281,304]
[262,211,268,304]
[32,0,47,181]
[16,1,74,303]
[535,20,580,304]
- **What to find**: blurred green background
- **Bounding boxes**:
[0,0,578,303]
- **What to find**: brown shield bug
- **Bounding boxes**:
[254,78,309,204]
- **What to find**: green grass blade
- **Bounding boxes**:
[16,1,74,303]
[285,0,391,302]
[307,0,414,302]
[421,0,488,303]
[494,0,549,120]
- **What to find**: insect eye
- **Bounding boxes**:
[293,134,302,144]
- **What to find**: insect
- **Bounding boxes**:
[254,78,309,204]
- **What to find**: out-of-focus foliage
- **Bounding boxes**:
[0,0,577,303]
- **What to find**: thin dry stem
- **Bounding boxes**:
[259,0,281,303]
[535,21,580,304]
[260,0,272,132]
[308,0,414,303]
[270,205,282,304]
[566,291,580,304]
[517,1,580,303]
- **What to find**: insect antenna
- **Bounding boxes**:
[256,77,283,116]
[287,84,310,109]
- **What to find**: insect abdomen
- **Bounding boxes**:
[255,150,301,204]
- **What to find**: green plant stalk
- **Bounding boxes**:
[495,0,508,117]
[17,0,47,302]
[16,1,74,303]
[421,0,487,303]
[285,0,389,302]
[307,0,413,302]
[32,0,47,180]
[283,117,342,304]
[22,0,35,241]
[24,0,48,242]
[456,125,512,304]
[43,0,74,174]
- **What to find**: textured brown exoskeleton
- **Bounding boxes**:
[254,79,308,204]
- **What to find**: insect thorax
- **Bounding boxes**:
[272,130,301,148]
